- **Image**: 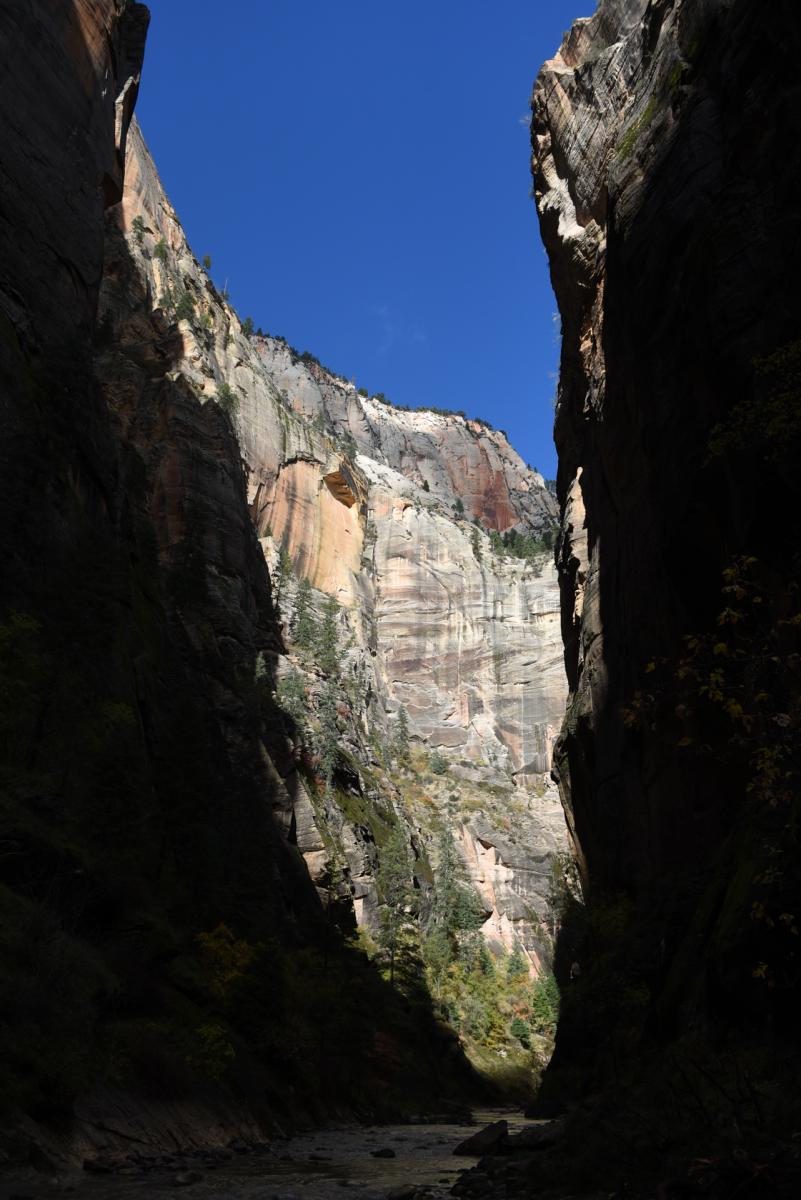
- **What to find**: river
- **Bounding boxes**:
[11,1110,537,1200]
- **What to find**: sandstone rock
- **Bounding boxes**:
[115,121,569,965]
[532,0,801,1121]
[453,1120,508,1157]
[501,1120,564,1152]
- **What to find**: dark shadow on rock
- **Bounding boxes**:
[533,0,801,1184]
[0,4,484,1158]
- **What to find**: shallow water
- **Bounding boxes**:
[4,1110,537,1200]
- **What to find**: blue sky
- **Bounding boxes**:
[137,1,586,479]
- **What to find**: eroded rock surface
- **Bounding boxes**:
[111,120,568,964]
[532,0,801,1138]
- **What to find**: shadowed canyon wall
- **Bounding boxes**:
[0,0,478,1158]
[532,0,801,1155]
[0,0,570,1159]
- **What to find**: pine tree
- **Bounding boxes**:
[317,676,339,792]
[430,828,482,942]
[530,972,560,1033]
[276,669,307,731]
[429,749,448,775]
[376,826,415,984]
[272,543,293,598]
[506,942,528,980]
[291,576,317,648]
[422,928,451,999]
[394,704,411,764]
[471,526,482,563]
[315,594,340,675]
[510,1015,531,1048]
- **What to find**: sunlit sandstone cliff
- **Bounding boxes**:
[0,0,483,1155]
[531,0,801,1160]
[0,0,574,1153]
[108,118,568,968]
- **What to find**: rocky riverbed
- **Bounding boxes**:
[0,1112,544,1200]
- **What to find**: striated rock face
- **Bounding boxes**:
[255,339,557,533]
[112,119,568,968]
[532,0,801,1122]
[0,1,486,1152]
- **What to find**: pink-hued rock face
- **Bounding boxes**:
[265,458,364,601]
[254,339,558,534]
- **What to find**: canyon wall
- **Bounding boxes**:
[115,119,568,969]
[0,0,474,1156]
[0,0,569,1155]
[532,0,801,1149]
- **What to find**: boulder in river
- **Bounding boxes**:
[502,1119,565,1153]
[453,1120,508,1157]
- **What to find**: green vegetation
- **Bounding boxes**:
[510,1015,531,1047]
[241,316,254,338]
[315,594,341,675]
[620,555,801,997]
[471,525,482,563]
[428,829,482,944]
[154,236,168,262]
[376,826,416,984]
[316,677,340,793]
[411,826,559,1097]
[202,254,212,270]
[530,971,560,1033]
[131,215,146,245]
[290,576,317,648]
[174,290,196,322]
[453,497,465,517]
[494,525,555,561]
[708,338,801,461]
[276,669,307,731]
[616,96,659,160]
[339,431,358,458]
[429,749,448,775]
[394,705,411,765]
[272,542,293,601]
